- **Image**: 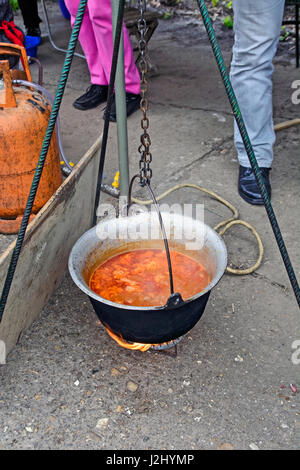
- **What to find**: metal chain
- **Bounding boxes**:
[137,0,152,186]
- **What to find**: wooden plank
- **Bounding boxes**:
[274,118,300,132]
[0,135,102,363]
[124,7,159,24]
[124,7,159,32]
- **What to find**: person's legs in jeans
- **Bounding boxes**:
[231,0,285,169]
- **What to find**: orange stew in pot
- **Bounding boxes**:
[89,249,210,307]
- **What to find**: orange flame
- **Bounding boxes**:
[104,325,153,352]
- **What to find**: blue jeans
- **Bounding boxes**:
[230,0,285,168]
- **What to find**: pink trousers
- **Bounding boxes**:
[64,0,140,94]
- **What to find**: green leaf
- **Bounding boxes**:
[279,31,290,41]
[163,12,174,20]
[10,0,19,11]
[223,15,234,29]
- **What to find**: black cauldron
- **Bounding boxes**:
[68,212,227,344]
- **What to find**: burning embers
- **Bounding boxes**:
[104,324,184,352]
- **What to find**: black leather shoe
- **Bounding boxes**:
[238,165,271,205]
[104,92,141,122]
[73,84,108,110]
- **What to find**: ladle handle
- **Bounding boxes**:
[128,174,184,305]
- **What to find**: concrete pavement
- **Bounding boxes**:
[0,2,299,450]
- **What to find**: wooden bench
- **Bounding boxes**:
[124,6,159,63]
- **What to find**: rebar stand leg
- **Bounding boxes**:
[196,0,300,307]
[111,0,130,204]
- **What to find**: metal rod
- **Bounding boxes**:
[0,0,88,323]
[296,4,299,68]
[40,0,85,60]
[93,0,126,225]
[111,0,130,201]
[127,174,175,296]
[145,182,174,295]
[196,0,300,307]
[26,57,43,86]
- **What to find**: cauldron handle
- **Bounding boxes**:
[127,174,183,306]
[165,292,184,309]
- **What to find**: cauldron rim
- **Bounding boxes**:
[68,213,227,311]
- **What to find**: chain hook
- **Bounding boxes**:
[137,0,152,187]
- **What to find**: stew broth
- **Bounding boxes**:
[89,249,210,307]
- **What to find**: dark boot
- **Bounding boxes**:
[73,84,108,110]
[238,165,271,205]
[26,26,41,37]
[104,92,141,122]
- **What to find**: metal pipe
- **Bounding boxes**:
[101,184,120,198]
[111,0,130,201]
[40,0,85,59]
[93,0,126,225]
[12,79,73,173]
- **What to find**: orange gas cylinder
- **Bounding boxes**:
[0,56,62,234]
